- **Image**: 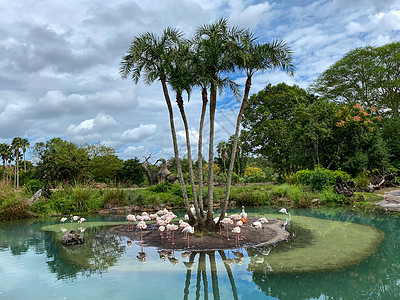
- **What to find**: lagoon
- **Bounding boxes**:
[0,208,398,299]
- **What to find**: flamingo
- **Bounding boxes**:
[230,214,241,223]
[169,224,179,245]
[252,221,262,229]
[240,206,248,224]
[179,220,190,238]
[181,251,192,259]
[184,214,189,220]
[221,218,234,240]
[182,225,194,248]
[127,240,133,247]
[258,217,268,224]
[137,246,147,263]
[232,226,241,247]
[60,217,67,223]
[78,217,86,224]
[279,208,290,216]
[214,217,223,235]
[70,215,80,222]
[136,220,147,243]
[126,214,136,231]
[159,225,165,242]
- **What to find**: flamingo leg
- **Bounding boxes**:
[226,226,230,240]
[219,224,222,235]
[187,234,190,248]
[172,232,175,245]
[140,228,143,243]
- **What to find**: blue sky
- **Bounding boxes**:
[0,0,399,162]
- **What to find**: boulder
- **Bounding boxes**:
[61,229,84,245]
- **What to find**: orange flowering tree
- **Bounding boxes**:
[332,102,388,174]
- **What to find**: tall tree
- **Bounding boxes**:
[21,138,29,173]
[0,143,10,183]
[11,137,22,188]
[311,42,400,118]
[194,18,242,228]
[167,40,204,227]
[120,28,195,221]
[220,31,294,220]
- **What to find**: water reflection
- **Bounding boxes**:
[181,250,243,300]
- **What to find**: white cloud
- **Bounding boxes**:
[120,124,157,142]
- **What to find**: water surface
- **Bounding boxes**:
[0,209,398,299]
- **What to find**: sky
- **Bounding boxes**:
[0,0,399,163]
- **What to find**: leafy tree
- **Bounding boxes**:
[0,143,11,183]
[35,138,89,185]
[20,138,29,173]
[311,41,400,118]
[117,158,146,186]
[88,155,123,183]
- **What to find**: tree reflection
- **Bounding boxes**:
[45,227,125,280]
[182,250,241,300]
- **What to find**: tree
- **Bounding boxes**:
[194,18,242,228]
[120,28,195,222]
[21,138,29,173]
[117,158,146,186]
[0,143,10,183]
[11,137,22,188]
[216,141,228,174]
[219,31,294,221]
[311,42,400,118]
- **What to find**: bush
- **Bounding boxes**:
[103,189,128,208]
[295,169,313,185]
[151,182,173,193]
[318,187,346,205]
[24,179,43,194]
[309,169,329,191]
[354,173,370,189]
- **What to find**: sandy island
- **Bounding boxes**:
[108,217,289,251]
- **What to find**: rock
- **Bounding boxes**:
[61,229,84,245]
[334,176,354,197]
[28,189,42,204]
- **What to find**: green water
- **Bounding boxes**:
[0,209,398,299]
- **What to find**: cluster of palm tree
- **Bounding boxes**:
[120,18,294,231]
[0,137,29,188]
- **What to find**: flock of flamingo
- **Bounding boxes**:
[123,206,291,249]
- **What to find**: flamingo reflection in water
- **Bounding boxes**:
[137,246,147,263]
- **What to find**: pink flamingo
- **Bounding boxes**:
[232,226,241,247]
[221,218,234,240]
[182,225,194,248]
[126,214,136,231]
[136,220,147,243]
[169,224,179,245]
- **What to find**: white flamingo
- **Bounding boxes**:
[182,225,194,248]
[279,208,290,216]
[232,226,241,247]
[258,217,268,224]
[169,224,179,245]
[78,217,86,224]
[252,221,262,229]
[60,217,67,223]
[240,206,248,221]
[159,225,165,242]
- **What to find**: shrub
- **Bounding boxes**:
[151,182,172,193]
[24,179,43,194]
[295,169,313,185]
[309,169,329,191]
[354,173,370,189]
[318,187,346,205]
[103,189,128,208]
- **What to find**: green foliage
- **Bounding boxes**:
[24,179,43,194]
[318,187,346,205]
[309,168,329,191]
[117,158,146,186]
[0,184,32,220]
[151,182,173,193]
[103,189,128,208]
[354,173,370,189]
[295,169,313,185]
[88,155,123,183]
[49,187,102,214]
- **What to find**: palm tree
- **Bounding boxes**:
[220,31,295,219]
[120,28,195,221]
[11,137,22,188]
[21,138,30,173]
[217,141,229,174]
[0,143,10,183]
[194,18,242,228]
[167,41,205,228]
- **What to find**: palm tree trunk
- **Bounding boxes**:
[206,84,217,228]
[24,151,26,173]
[176,93,205,229]
[161,80,194,220]
[220,76,251,220]
[197,87,208,218]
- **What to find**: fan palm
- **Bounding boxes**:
[0,143,10,183]
[21,138,30,173]
[194,18,242,227]
[220,31,295,219]
[120,28,195,220]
